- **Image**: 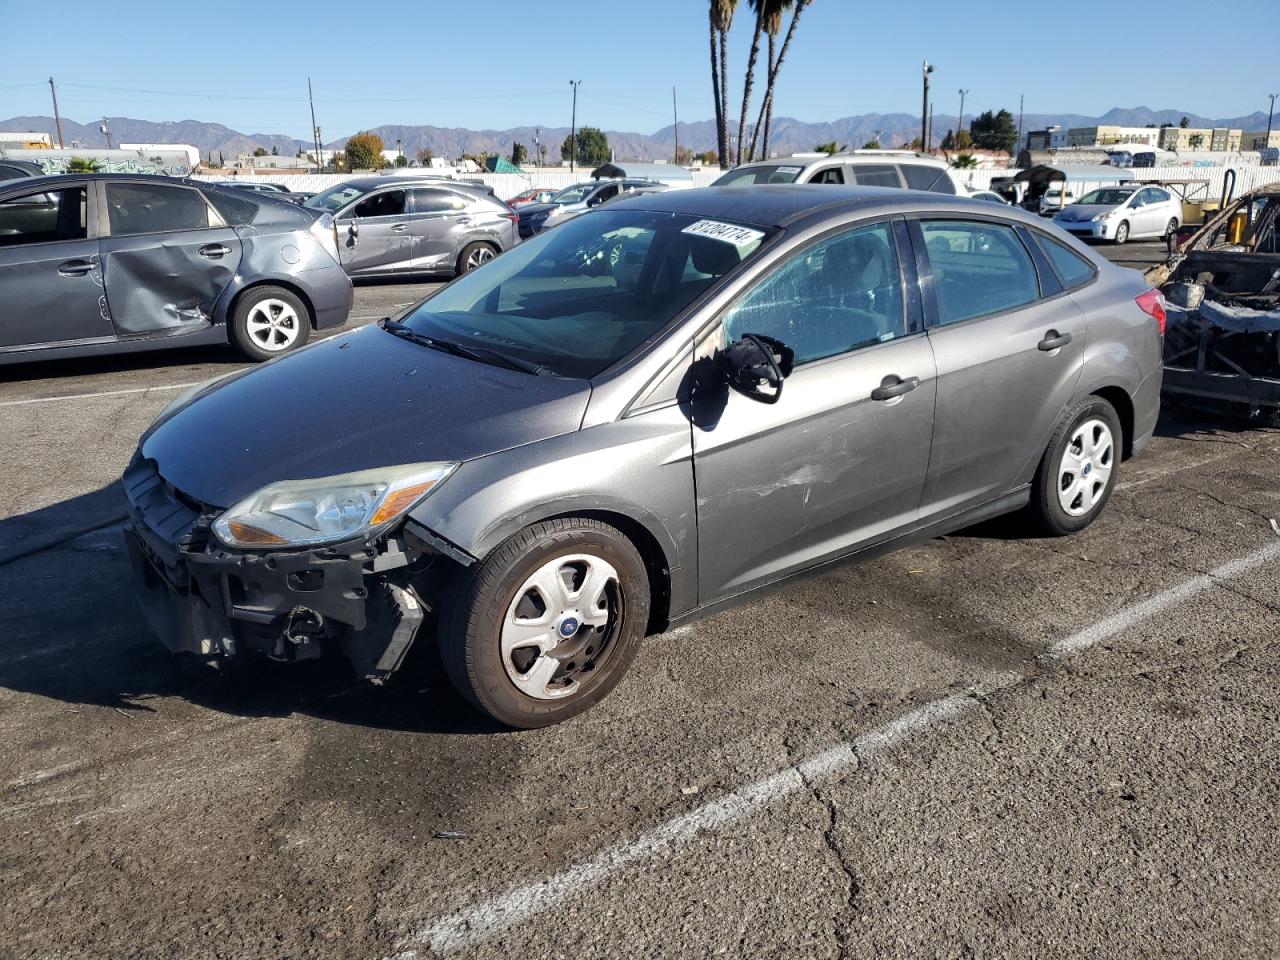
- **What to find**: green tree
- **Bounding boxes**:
[66,156,100,173]
[708,0,738,168]
[951,153,978,169]
[861,139,881,149]
[1188,133,1205,149]
[940,128,955,150]
[696,148,720,166]
[271,145,279,156]
[1179,116,1190,128]
[813,141,843,155]
[511,142,529,164]
[955,130,973,150]
[345,131,385,170]
[560,126,610,167]
[746,0,814,163]
[969,109,1018,153]
[394,154,409,167]
[252,146,268,157]
[416,147,434,165]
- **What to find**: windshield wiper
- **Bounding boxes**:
[379,318,556,376]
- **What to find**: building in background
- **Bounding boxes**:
[0,132,54,149]
[1242,131,1280,151]
[1157,127,1241,152]
[1067,126,1162,148]
[120,143,200,167]
[1026,126,1068,150]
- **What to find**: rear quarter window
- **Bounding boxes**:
[900,164,955,194]
[1036,232,1097,290]
[203,188,259,225]
[852,164,902,188]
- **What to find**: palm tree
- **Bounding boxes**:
[736,0,767,165]
[747,0,811,162]
[709,0,737,169]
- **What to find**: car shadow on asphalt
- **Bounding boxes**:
[0,487,502,736]
[0,343,247,384]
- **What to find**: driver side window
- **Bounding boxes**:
[352,190,406,218]
[722,222,906,366]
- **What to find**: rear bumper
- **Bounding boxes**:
[303,266,354,330]
[122,455,431,680]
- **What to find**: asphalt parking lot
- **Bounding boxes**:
[4,241,1280,960]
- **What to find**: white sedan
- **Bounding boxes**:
[1052,185,1181,244]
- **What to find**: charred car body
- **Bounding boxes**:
[125,186,1162,728]
[1149,183,1280,413]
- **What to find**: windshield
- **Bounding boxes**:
[304,182,369,212]
[1079,189,1135,206]
[549,183,596,204]
[399,209,774,378]
[712,164,804,186]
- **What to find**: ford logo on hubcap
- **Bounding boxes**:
[559,617,580,638]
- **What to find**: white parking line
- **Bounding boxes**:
[0,382,203,408]
[392,535,1280,957]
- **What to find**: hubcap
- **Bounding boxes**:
[245,298,301,351]
[466,246,495,270]
[1058,418,1114,517]
[501,553,620,700]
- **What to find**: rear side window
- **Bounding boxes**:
[713,164,803,186]
[724,221,905,365]
[0,163,33,182]
[204,188,258,225]
[852,164,901,188]
[0,186,87,247]
[921,220,1039,325]
[900,164,955,194]
[1036,233,1096,289]
[105,182,211,236]
[808,167,845,185]
[412,188,467,213]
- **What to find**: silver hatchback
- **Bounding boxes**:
[304,177,518,277]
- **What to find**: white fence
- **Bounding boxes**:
[196,163,1280,205]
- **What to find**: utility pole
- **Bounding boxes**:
[48,78,64,148]
[927,104,934,153]
[568,80,582,172]
[315,126,322,171]
[672,86,680,165]
[958,88,969,145]
[99,120,112,150]
[307,77,321,174]
[1017,93,1025,155]
[920,61,934,153]
[1267,93,1279,146]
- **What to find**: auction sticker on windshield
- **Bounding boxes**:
[682,219,766,248]
[775,166,802,175]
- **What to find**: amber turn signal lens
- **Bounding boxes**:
[225,520,289,546]
[369,480,438,525]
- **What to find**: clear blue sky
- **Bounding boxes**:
[1,0,1275,137]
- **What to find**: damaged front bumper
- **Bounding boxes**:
[122,456,465,682]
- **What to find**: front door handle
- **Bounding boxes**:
[199,244,232,258]
[391,223,408,232]
[58,259,94,277]
[1038,330,1073,351]
[870,375,920,401]
[456,217,473,226]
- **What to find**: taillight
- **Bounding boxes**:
[1135,287,1166,336]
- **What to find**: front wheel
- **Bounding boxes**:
[1112,221,1130,245]
[229,285,311,361]
[440,518,650,728]
[1029,396,1122,536]
[1163,217,1179,240]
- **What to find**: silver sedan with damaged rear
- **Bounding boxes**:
[123,185,1164,728]
[0,174,352,364]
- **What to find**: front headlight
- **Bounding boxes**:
[1091,212,1112,222]
[212,461,457,548]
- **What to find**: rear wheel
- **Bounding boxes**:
[1029,396,1122,536]
[1163,217,1179,240]
[229,285,311,361]
[1113,221,1130,245]
[440,518,650,728]
[456,241,497,276]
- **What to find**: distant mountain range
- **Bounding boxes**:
[3,107,1273,163]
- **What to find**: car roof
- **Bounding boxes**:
[734,151,949,170]
[613,183,1053,231]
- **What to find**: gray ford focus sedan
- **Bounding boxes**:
[124,185,1163,728]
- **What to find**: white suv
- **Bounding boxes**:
[712,150,962,195]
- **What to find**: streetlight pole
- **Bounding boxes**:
[1267,93,1279,146]
[568,80,582,172]
[307,77,321,174]
[100,120,112,150]
[920,62,934,153]
[48,77,64,148]
[958,88,969,147]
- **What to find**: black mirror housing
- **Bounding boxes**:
[715,334,794,404]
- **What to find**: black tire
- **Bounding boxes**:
[229,285,311,361]
[1163,217,1179,240]
[456,241,498,276]
[1029,396,1123,536]
[1113,221,1130,245]
[440,518,650,728]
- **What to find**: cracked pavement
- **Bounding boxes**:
[3,244,1280,959]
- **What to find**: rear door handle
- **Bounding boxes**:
[58,259,94,277]
[870,375,920,401]
[456,217,473,226]
[391,223,409,232]
[1038,330,1073,351]
[199,244,232,258]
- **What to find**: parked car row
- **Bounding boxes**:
[1050,184,1182,244]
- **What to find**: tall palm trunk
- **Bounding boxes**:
[749,0,810,163]
[736,5,765,165]
[718,32,731,167]
[709,9,725,166]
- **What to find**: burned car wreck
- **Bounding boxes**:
[1149,183,1280,414]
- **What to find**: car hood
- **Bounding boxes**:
[140,325,591,508]
[1054,204,1116,222]
[517,202,561,217]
